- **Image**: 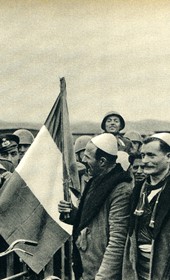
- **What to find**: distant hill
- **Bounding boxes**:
[0,120,41,136]
[71,119,170,135]
[0,120,41,130]
[0,119,169,136]
[123,119,170,135]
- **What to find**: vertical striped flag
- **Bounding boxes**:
[0,78,80,273]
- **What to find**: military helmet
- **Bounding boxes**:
[75,135,92,153]
[13,129,34,145]
[124,131,142,143]
[101,111,125,131]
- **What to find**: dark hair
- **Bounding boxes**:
[129,153,142,165]
[143,137,170,154]
[95,148,117,163]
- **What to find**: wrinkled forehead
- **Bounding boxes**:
[141,140,162,153]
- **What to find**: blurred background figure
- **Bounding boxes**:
[74,135,92,193]
[101,111,131,153]
[13,129,34,161]
[0,156,15,278]
[0,163,8,188]
[124,131,143,155]
[0,159,14,188]
[129,153,146,182]
[0,134,20,168]
[74,135,92,163]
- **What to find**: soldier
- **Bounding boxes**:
[13,129,34,160]
[101,111,131,153]
[0,134,20,168]
[74,135,92,193]
[124,131,143,155]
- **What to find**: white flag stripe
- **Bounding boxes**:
[16,125,72,234]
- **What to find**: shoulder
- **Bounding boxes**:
[109,180,133,202]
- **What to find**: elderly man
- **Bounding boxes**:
[59,133,132,280]
[101,111,131,153]
[123,133,170,280]
[0,134,20,168]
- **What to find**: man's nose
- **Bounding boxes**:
[19,145,26,151]
[7,154,12,161]
[136,166,143,173]
[142,155,149,163]
[82,156,86,163]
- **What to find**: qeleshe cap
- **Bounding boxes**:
[151,133,170,147]
[91,133,118,156]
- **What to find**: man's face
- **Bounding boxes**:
[83,142,101,177]
[0,147,19,168]
[104,115,121,134]
[18,144,30,160]
[132,158,146,181]
[141,141,170,177]
[76,150,85,163]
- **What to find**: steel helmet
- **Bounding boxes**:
[124,131,142,144]
[13,129,34,145]
[75,135,92,153]
[101,111,125,131]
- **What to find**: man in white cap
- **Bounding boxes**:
[123,133,170,280]
[58,133,132,280]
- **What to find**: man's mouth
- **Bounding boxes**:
[135,175,146,180]
[109,126,117,130]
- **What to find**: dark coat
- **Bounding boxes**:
[122,174,170,280]
[73,164,133,280]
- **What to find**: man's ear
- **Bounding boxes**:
[99,157,107,167]
[166,152,170,162]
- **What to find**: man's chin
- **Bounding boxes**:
[108,129,117,133]
[135,176,146,181]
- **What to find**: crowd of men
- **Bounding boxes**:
[59,111,170,280]
[0,111,170,280]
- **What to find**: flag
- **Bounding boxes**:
[0,77,80,274]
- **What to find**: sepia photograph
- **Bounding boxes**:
[0,1,170,279]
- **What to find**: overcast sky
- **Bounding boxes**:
[1,0,170,126]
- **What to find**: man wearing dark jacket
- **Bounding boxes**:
[59,133,132,280]
[123,133,170,280]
